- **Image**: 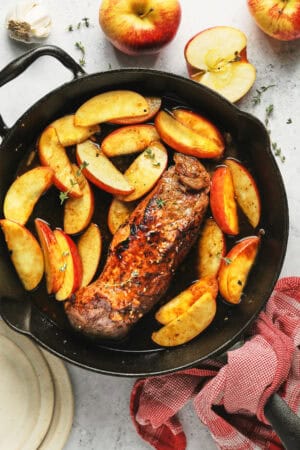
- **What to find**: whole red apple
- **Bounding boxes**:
[247,0,300,41]
[99,0,181,55]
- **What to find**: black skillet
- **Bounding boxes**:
[0,46,299,448]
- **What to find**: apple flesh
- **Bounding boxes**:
[218,236,261,304]
[51,114,100,147]
[0,219,44,291]
[184,26,256,103]
[210,166,239,235]
[3,166,54,225]
[99,0,181,55]
[247,0,300,41]
[110,97,162,125]
[108,198,136,234]
[197,218,226,278]
[77,223,102,287]
[101,124,160,157]
[53,229,83,301]
[76,140,134,195]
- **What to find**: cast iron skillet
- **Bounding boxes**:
[0,46,299,448]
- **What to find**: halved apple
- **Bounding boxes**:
[64,164,95,235]
[155,276,218,325]
[119,141,168,202]
[197,218,226,278]
[3,166,54,225]
[38,126,82,198]
[0,219,44,291]
[76,140,134,195]
[152,292,216,347]
[110,97,162,125]
[155,110,224,159]
[108,198,136,235]
[35,218,65,294]
[225,158,261,228]
[184,26,256,103]
[218,235,260,304]
[101,124,160,157]
[74,90,149,126]
[210,166,239,235]
[53,229,83,301]
[51,114,100,147]
[77,223,102,287]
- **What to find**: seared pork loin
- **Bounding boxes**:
[65,153,210,340]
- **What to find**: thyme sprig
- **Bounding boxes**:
[59,160,89,205]
[144,148,161,168]
[75,41,86,66]
[251,84,276,105]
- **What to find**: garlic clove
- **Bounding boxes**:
[6,0,52,43]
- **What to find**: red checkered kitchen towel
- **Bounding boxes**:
[130,277,300,450]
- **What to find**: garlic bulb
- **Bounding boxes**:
[6,1,52,43]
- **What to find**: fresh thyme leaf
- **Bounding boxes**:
[286,118,292,124]
[271,141,285,163]
[144,148,160,167]
[251,84,276,105]
[68,25,73,32]
[59,262,67,272]
[59,191,69,205]
[82,17,90,28]
[156,198,165,208]
[75,41,86,66]
[77,22,81,29]
[108,63,112,69]
[62,250,70,257]
[70,178,78,187]
[222,257,232,265]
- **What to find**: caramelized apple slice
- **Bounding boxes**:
[155,110,224,159]
[77,223,102,287]
[108,198,136,235]
[38,126,82,198]
[76,140,134,195]
[101,124,160,157]
[110,97,162,125]
[51,114,100,146]
[218,235,260,304]
[119,141,168,202]
[0,219,44,291]
[197,218,226,278]
[152,292,216,347]
[3,166,53,225]
[75,90,149,126]
[225,158,261,228]
[210,166,239,235]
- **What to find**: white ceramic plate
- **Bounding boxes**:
[0,322,54,450]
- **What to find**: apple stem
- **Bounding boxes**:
[139,8,154,19]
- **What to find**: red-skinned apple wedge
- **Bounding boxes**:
[247,0,300,41]
[110,97,162,125]
[74,90,149,127]
[53,229,83,301]
[99,0,181,55]
[155,110,224,159]
[38,126,82,198]
[225,158,261,228]
[210,166,239,235]
[64,164,95,235]
[0,219,44,291]
[197,218,226,278]
[3,166,54,225]
[76,140,134,195]
[101,124,160,157]
[218,235,261,304]
[184,26,256,102]
[108,198,136,234]
[35,218,65,294]
[77,223,102,287]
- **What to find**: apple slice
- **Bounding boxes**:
[225,158,261,228]
[64,164,95,235]
[38,126,82,198]
[35,218,65,294]
[74,90,149,126]
[0,219,44,291]
[77,223,102,287]
[119,141,168,202]
[210,166,239,235]
[155,276,218,325]
[51,114,100,147]
[155,110,224,159]
[53,229,83,301]
[173,109,224,150]
[152,292,216,347]
[76,140,134,195]
[108,198,136,235]
[3,166,54,225]
[218,235,260,304]
[101,124,160,157]
[184,26,256,102]
[197,218,226,278]
[110,97,162,125]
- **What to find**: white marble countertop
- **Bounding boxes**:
[0,1,299,449]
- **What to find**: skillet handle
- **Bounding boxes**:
[0,45,85,138]
[264,393,300,450]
